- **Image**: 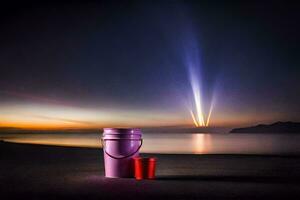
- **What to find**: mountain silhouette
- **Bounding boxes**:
[230,121,300,133]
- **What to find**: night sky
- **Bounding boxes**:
[0,1,299,129]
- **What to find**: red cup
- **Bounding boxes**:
[133,157,156,180]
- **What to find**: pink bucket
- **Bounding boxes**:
[101,128,143,178]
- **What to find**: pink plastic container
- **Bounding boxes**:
[102,128,143,178]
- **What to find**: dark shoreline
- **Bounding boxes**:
[230,121,300,133]
[1,141,300,199]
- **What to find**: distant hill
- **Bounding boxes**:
[230,121,300,133]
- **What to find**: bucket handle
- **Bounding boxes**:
[101,138,143,159]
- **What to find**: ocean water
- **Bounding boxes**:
[1,132,300,155]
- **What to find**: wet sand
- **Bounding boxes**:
[1,141,300,199]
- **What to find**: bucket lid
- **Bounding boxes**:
[103,128,142,136]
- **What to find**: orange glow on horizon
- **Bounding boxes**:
[0,103,189,130]
[0,121,94,130]
[0,101,284,130]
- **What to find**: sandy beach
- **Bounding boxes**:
[1,141,300,199]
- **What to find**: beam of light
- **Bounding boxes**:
[188,78,215,127]
[183,29,212,127]
[188,66,206,127]
[190,110,199,127]
[183,32,216,127]
[188,67,211,127]
[206,101,214,127]
[193,85,205,127]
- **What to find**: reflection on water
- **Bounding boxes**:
[1,132,300,155]
[193,134,212,154]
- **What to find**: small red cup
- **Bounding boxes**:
[133,157,156,180]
